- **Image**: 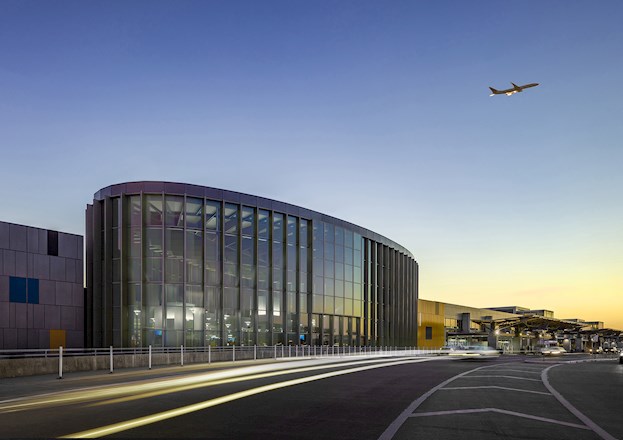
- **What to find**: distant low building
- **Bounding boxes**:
[0,221,84,349]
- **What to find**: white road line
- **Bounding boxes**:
[483,368,542,374]
[462,375,541,381]
[542,364,617,440]
[377,364,493,440]
[439,386,551,396]
[409,408,590,430]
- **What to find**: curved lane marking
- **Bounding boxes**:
[409,408,590,430]
[461,375,541,381]
[542,363,617,440]
[439,386,551,396]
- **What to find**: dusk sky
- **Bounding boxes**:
[1,1,622,329]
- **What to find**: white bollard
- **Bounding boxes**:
[233,344,236,362]
[149,345,152,370]
[208,345,211,364]
[181,345,184,366]
[58,346,63,379]
[109,346,114,374]
[254,345,257,361]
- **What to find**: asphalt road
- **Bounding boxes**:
[0,354,620,439]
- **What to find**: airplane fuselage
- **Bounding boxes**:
[489,82,539,96]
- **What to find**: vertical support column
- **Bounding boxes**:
[58,346,63,379]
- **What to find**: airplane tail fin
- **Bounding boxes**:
[489,87,498,96]
[511,82,519,88]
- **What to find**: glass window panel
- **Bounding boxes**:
[323,223,334,243]
[313,233,323,260]
[299,272,308,293]
[354,249,362,268]
[272,213,284,242]
[272,294,281,316]
[313,258,324,277]
[354,233,362,251]
[165,306,183,330]
[334,226,344,246]
[145,195,163,226]
[353,283,362,301]
[185,197,203,229]
[353,300,362,317]
[165,284,184,305]
[205,232,219,262]
[145,228,163,258]
[112,259,120,282]
[345,264,353,282]
[144,258,163,282]
[143,305,163,329]
[299,219,309,247]
[224,204,238,234]
[323,296,334,314]
[324,279,334,296]
[224,235,238,264]
[205,286,220,311]
[165,257,183,283]
[165,196,184,227]
[335,246,344,263]
[241,265,255,288]
[223,287,239,310]
[344,229,353,249]
[126,284,141,306]
[186,230,202,260]
[165,229,184,258]
[334,297,344,315]
[313,276,324,294]
[324,243,334,261]
[223,263,239,287]
[241,206,254,236]
[286,270,296,292]
[241,236,254,266]
[205,200,220,231]
[287,216,297,245]
[344,299,353,316]
[205,260,220,286]
[272,241,283,268]
[257,290,268,312]
[186,307,204,332]
[354,265,362,284]
[299,294,308,314]
[258,266,269,290]
[258,210,269,239]
[126,195,141,227]
[241,288,254,314]
[312,295,323,314]
[257,239,269,266]
[272,268,283,291]
[112,228,121,259]
[287,291,296,313]
[335,279,344,297]
[143,284,162,306]
[335,262,344,280]
[344,247,353,266]
[287,243,296,270]
[324,260,334,279]
[112,198,121,228]
[299,247,309,272]
[344,281,353,299]
[185,285,203,308]
[128,258,141,282]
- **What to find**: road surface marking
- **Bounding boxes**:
[409,408,590,430]
[439,385,551,395]
[462,375,541,381]
[542,364,617,440]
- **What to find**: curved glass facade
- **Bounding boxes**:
[86,182,418,348]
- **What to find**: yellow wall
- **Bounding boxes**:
[49,329,66,349]
[417,300,445,348]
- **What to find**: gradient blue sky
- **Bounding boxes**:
[1,1,622,328]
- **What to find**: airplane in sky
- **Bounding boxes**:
[489,82,539,96]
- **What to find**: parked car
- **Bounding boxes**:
[540,346,566,356]
[448,345,500,359]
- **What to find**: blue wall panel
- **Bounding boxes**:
[9,277,27,303]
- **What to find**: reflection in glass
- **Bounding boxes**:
[165,196,184,227]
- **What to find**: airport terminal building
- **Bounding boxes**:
[86,182,418,349]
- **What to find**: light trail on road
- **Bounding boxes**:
[59,357,438,439]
